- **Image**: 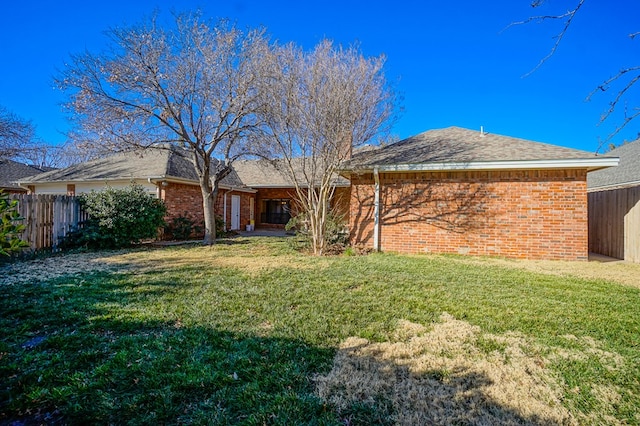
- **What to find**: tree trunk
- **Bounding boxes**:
[201,179,217,245]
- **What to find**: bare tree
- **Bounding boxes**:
[0,105,36,161]
[18,140,98,169]
[512,0,638,148]
[0,105,65,168]
[17,143,59,168]
[510,0,586,77]
[258,41,395,255]
[58,13,270,244]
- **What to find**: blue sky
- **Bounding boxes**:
[1,0,638,153]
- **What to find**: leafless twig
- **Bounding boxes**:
[506,0,585,77]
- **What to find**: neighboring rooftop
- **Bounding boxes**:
[16,146,349,190]
[345,127,616,171]
[588,139,640,190]
[0,159,53,192]
[18,148,191,183]
[233,158,349,188]
[16,146,245,188]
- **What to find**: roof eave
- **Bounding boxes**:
[245,182,350,189]
[588,180,640,192]
[343,158,620,173]
[219,185,258,194]
[148,176,258,193]
[18,176,177,185]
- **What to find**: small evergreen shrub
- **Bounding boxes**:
[0,190,29,256]
[63,183,166,249]
[164,213,203,240]
[215,215,227,239]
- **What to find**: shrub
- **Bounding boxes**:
[215,215,226,239]
[164,213,203,240]
[0,190,29,256]
[286,211,348,254]
[64,183,166,249]
[157,213,227,241]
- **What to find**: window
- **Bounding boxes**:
[261,199,291,224]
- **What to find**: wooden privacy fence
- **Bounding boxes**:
[588,186,640,263]
[9,194,89,252]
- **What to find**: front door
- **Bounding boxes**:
[231,195,241,230]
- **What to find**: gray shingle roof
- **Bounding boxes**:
[17,146,243,188]
[587,139,640,190]
[346,126,607,169]
[0,159,52,190]
[233,158,350,187]
[19,149,177,183]
[233,159,296,187]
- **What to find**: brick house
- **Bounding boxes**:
[17,147,350,234]
[16,147,257,232]
[342,127,618,260]
[232,159,350,228]
[18,127,618,260]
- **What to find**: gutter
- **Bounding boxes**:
[344,157,620,174]
[245,181,351,189]
[587,179,640,192]
[223,191,228,230]
[373,167,380,252]
[148,176,257,193]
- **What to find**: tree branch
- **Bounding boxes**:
[507,0,585,77]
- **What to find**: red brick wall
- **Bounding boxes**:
[161,183,204,227]
[255,187,299,228]
[350,169,588,260]
[255,186,351,228]
[217,190,255,230]
[160,182,255,232]
[333,186,351,223]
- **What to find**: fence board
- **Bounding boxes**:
[588,186,640,263]
[624,187,640,263]
[8,194,88,252]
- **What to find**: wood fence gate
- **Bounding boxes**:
[588,186,640,263]
[9,194,88,252]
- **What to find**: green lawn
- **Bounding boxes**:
[1,237,639,425]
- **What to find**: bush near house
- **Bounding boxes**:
[163,213,227,240]
[286,211,349,254]
[0,190,29,257]
[164,212,202,240]
[63,183,166,249]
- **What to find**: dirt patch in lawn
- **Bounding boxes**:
[316,313,624,425]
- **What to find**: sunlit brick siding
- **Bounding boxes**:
[255,186,351,228]
[160,182,255,232]
[254,188,298,228]
[161,183,203,227]
[349,169,588,260]
[333,186,351,223]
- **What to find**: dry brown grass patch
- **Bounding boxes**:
[316,313,627,425]
[1,250,132,285]
[101,241,333,277]
[1,238,327,286]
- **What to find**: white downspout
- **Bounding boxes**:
[373,167,380,252]
[223,191,228,231]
